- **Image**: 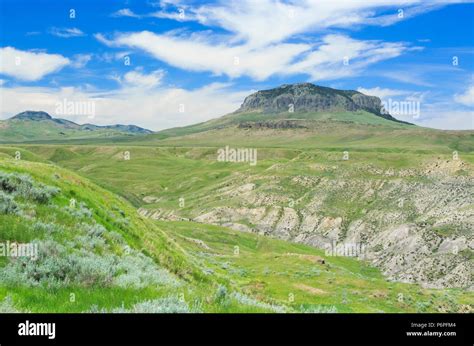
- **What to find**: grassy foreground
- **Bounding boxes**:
[0,149,472,312]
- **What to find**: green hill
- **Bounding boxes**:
[0,111,153,143]
[0,83,472,313]
[146,83,411,140]
[1,153,472,313]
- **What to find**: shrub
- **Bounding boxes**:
[202,268,214,275]
[113,251,179,289]
[0,172,32,194]
[0,172,60,203]
[30,185,60,203]
[415,300,432,312]
[66,202,93,219]
[0,240,115,288]
[230,292,286,313]
[0,191,20,214]
[299,304,338,313]
[33,221,59,234]
[214,285,228,302]
[0,295,21,313]
[0,238,179,290]
[87,296,196,313]
[72,235,106,251]
[108,231,126,245]
[113,217,130,230]
[113,296,193,313]
[67,252,115,287]
[82,223,106,238]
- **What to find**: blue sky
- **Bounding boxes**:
[0,0,473,130]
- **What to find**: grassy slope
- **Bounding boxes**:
[0,146,472,312]
[150,126,474,154]
[161,221,473,312]
[149,110,409,140]
[0,114,474,311]
[0,160,470,312]
[0,119,142,143]
[0,158,213,312]
[2,110,472,155]
[108,110,472,154]
[7,145,473,211]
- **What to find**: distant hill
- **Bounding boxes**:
[0,111,153,143]
[150,83,414,141]
[237,83,401,120]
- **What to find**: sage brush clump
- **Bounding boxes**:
[0,238,178,289]
[230,292,287,313]
[87,296,196,313]
[0,191,20,214]
[0,172,60,203]
[0,295,21,313]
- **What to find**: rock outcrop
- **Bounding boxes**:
[236,83,411,124]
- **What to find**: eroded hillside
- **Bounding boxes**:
[8,145,472,291]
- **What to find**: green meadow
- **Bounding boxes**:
[0,138,472,312]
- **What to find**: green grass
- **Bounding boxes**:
[158,220,473,313]
[1,155,471,312]
[0,138,472,313]
[0,119,146,143]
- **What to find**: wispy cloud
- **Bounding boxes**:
[49,27,85,38]
[111,8,141,18]
[454,84,474,106]
[71,54,92,68]
[119,68,165,89]
[99,0,455,82]
[379,63,461,87]
[97,31,410,81]
[357,87,412,99]
[287,35,411,80]
[96,31,311,80]
[148,0,470,47]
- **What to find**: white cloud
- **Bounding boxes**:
[380,63,460,87]
[152,0,469,47]
[121,68,165,89]
[96,51,131,63]
[150,9,189,21]
[287,34,410,80]
[111,8,140,18]
[414,110,473,130]
[71,54,92,68]
[97,31,311,80]
[357,87,410,99]
[111,0,467,83]
[454,85,474,106]
[0,82,249,131]
[98,31,409,81]
[98,0,453,82]
[49,27,85,38]
[0,46,70,81]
